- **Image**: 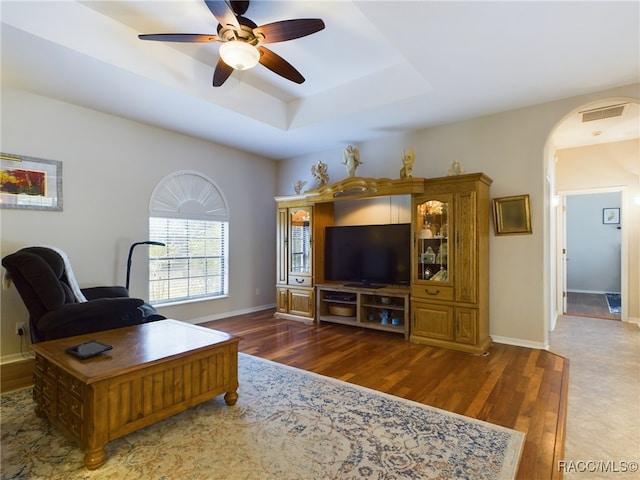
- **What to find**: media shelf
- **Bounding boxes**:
[317,284,410,339]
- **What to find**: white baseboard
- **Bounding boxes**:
[567,289,621,295]
[491,335,548,351]
[189,304,276,326]
[1,353,35,366]
[492,317,640,353]
[624,317,640,327]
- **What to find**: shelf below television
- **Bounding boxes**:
[316,284,410,339]
[318,283,410,295]
[343,282,387,289]
[361,302,405,311]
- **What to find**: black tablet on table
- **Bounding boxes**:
[65,340,113,359]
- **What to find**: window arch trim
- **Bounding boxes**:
[149,170,229,221]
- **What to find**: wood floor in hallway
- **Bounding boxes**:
[565,292,620,320]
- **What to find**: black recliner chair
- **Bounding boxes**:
[2,246,164,343]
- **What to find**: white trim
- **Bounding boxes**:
[491,335,548,351]
[1,353,35,366]
[153,294,230,308]
[625,317,640,327]
[181,304,277,326]
[555,186,629,322]
[567,289,622,295]
[149,170,229,220]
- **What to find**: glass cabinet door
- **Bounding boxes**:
[415,198,450,282]
[289,207,312,276]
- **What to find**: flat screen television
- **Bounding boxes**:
[324,224,411,288]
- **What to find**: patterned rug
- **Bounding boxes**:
[1,353,524,479]
[605,293,621,314]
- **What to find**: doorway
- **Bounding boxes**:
[563,191,622,320]
[549,97,637,330]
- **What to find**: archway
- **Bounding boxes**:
[546,97,639,331]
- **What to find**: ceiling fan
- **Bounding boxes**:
[138,0,325,87]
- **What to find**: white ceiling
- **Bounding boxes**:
[2,1,639,159]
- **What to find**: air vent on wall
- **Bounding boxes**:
[580,103,628,122]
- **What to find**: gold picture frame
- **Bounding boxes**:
[492,194,532,235]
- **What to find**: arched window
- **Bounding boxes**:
[148,171,229,305]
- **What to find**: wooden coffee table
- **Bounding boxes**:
[31,319,241,469]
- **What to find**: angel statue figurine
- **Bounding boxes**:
[311,161,329,187]
[342,145,362,177]
[400,148,415,178]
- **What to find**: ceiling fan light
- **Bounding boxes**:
[219,41,260,70]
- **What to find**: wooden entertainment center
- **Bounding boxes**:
[275,173,492,354]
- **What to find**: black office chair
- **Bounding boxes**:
[2,246,164,342]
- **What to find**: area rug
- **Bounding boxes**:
[605,293,621,314]
[1,353,524,480]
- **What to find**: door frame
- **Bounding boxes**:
[555,186,627,321]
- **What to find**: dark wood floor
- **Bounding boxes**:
[565,292,620,320]
[203,309,568,480]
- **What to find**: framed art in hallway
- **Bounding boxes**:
[0,153,62,211]
[602,207,620,224]
[492,194,532,235]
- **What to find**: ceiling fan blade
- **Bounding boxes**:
[229,1,250,16]
[204,1,240,29]
[138,33,220,43]
[254,19,325,44]
[213,57,234,87]
[258,46,305,84]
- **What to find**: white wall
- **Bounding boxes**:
[0,88,277,360]
[3,84,637,358]
[277,83,640,348]
[566,192,622,293]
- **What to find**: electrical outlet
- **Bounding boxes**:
[15,322,25,336]
[255,288,261,296]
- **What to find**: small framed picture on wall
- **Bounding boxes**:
[492,194,532,235]
[603,208,620,224]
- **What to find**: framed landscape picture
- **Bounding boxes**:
[0,153,62,211]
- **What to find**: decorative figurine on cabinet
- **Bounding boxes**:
[342,145,362,177]
[400,148,415,178]
[311,160,329,187]
[447,160,465,176]
[293,180,307,195]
